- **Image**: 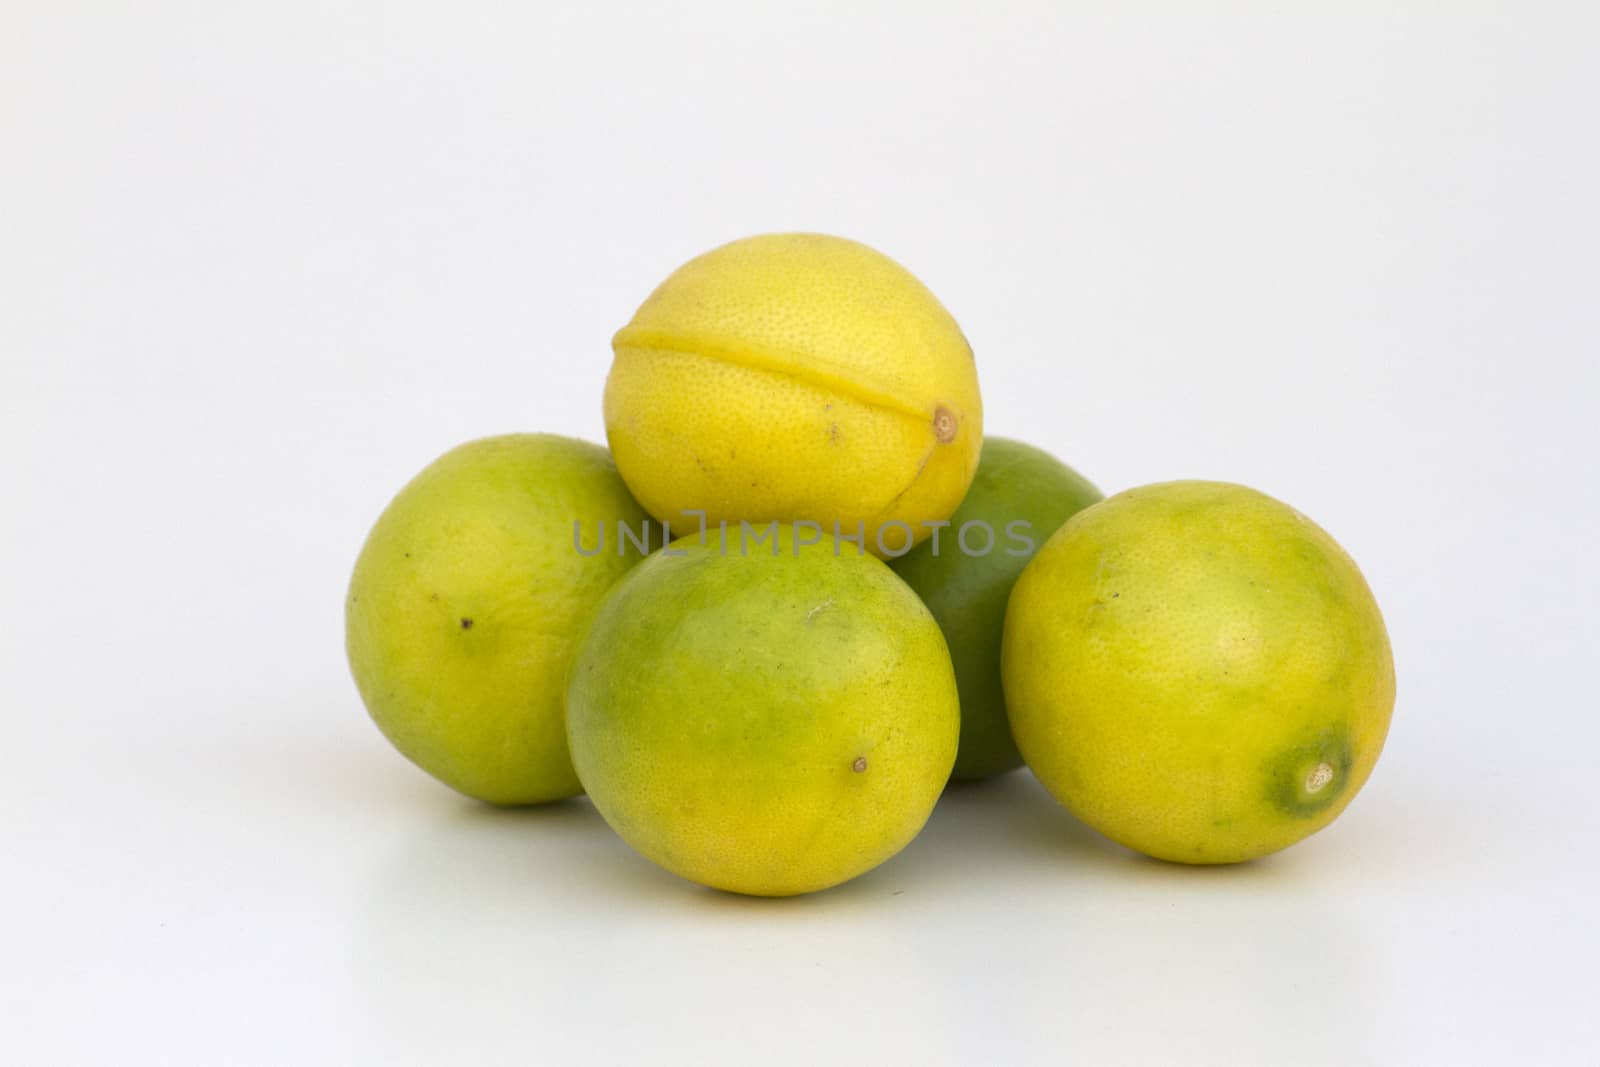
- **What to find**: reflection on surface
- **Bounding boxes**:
[352,772,1381,1063]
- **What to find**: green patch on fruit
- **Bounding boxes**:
[1264,724,1355,819]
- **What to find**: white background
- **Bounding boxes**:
[4,3,1598,1064]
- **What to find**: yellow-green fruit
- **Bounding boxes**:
[1003,481,1395,863]
[605,233,982,557]
[566,524,959,896]
[346,434,651,805]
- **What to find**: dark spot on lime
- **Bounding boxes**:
[460,617,474,630]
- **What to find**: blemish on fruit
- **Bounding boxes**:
[460,617,474,630]
[1305,762,1334,794]
[1265,725,1353,818]
[933,406,958,443]
[851,757,868,773]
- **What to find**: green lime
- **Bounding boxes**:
[346,434,651,804]
[566,523,958,896]
[1003,481,1395,863]
[892,438,1102,779]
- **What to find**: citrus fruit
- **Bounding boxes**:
[346,434,652,805]
[1002,481,1394,863]
[565,523,959,896]
[605,233,982,557]
[891,438,1102,780]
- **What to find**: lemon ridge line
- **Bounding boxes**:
[612,325,948,426]
[613,327,977,534]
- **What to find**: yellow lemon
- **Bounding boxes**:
[605,233,982,557]
[566,524,959,896]
[1003,481,1395,863]
[346,435,651,805]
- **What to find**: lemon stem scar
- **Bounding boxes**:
[1265,727,1353,818]
[1305,762,1334,794]
[933,406,958,443]
[852,757,868,773]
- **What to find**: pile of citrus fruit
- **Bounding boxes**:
[347,233,1396,895]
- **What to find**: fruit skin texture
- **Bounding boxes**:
[566,524,960,896]
[605,233,982,557]
[1002,481,1395,864]
[346,434,651,805]
[891,438,1102,780]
